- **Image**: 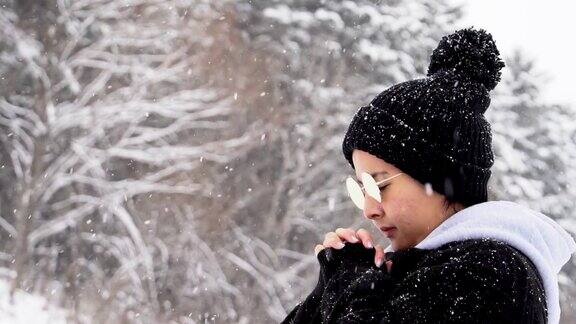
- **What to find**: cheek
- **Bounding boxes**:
[385,196,429,243]
[386,195,420,227]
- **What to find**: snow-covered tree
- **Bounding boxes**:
[0,0,253,321]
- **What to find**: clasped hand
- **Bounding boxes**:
[314,227,393,272]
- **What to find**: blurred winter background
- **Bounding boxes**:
[0,0,575,323]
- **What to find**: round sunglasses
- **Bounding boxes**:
[345,172,405,210]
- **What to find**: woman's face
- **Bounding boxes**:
[352,149,464,251]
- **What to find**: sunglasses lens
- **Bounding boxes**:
[346,177,365,210]
[361,172,382,203]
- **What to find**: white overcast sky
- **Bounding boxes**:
[451,0,576,106]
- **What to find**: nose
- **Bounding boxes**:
[363,195,384,220]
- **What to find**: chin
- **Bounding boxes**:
[391,239,409,251]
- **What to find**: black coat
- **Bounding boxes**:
[281,238,547,323]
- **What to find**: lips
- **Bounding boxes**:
[379,226,397,238]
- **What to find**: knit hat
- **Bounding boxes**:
[342,27,505,207]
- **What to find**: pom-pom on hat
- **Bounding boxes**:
[342,27,505,207]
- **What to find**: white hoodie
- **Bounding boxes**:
[384,200,576,324]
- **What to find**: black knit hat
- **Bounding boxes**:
[342,27,505,207]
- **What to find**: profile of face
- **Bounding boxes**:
[352,149,464,251]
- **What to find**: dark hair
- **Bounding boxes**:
[442,197,466,215]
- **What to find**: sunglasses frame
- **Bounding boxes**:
[346,172,405,210]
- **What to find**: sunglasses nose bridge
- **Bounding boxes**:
[347,177,382,210]
[346,172,404,210]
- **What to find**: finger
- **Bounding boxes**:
[374,244,385,267]
[386,260,393,273]
[323,232,345,249]
[356,228,374,248]
[335,227,360,243]
[314,244,325,257]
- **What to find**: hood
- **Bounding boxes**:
[384,200,576,324]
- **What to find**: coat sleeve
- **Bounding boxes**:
[321,239,547,324]
[280,263,325,324]
[281,247,333,324]
[281,243,384,324]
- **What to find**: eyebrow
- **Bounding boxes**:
[356,171,390,182]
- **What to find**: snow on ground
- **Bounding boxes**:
[0,280,68,324]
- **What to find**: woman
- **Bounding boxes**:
[281,28,576,324]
